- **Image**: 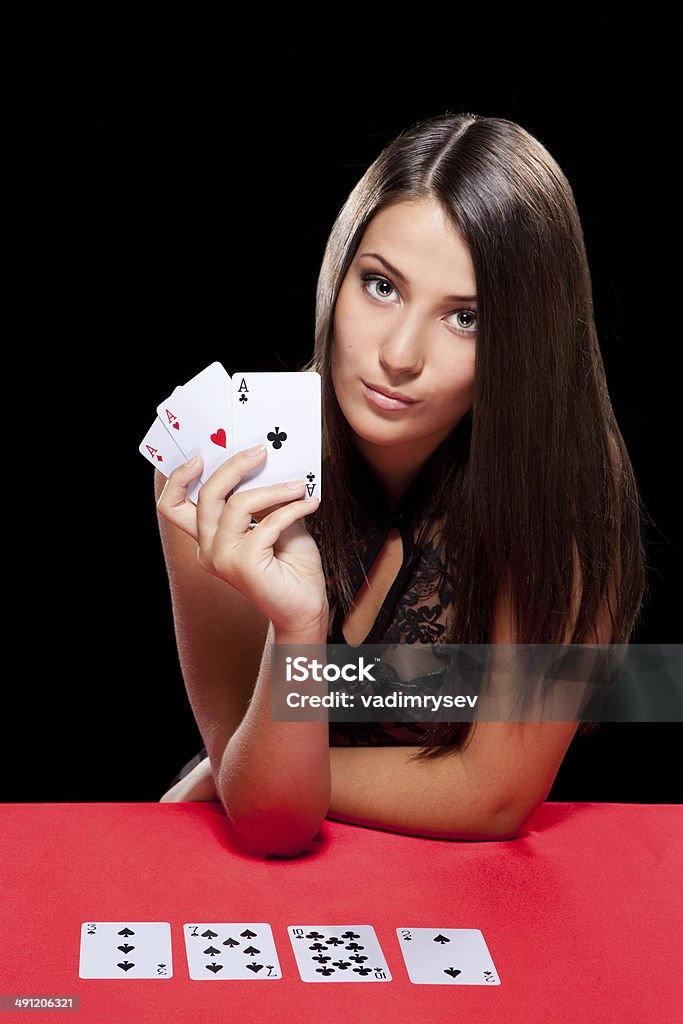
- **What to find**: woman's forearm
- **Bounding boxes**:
[325,718,580,841]
[217,620,331,857]
[326,745,518,841]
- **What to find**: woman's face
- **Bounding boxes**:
[331,196,477,469]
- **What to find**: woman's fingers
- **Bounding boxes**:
[158,446,267,543]
[238,492,320,553]
[195,445,267,543]
[212,479,313,544]
[156,456,204,539]
[198,447,315,540]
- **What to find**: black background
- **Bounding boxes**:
[12,19,681,803]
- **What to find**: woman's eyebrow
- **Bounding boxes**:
[359,251,478,303]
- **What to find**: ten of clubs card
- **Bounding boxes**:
[287,925,391,982]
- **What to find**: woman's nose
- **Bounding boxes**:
[379,318,424,376]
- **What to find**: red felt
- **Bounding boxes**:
[1,802,680,1022]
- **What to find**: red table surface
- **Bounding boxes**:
[1,802,680,1023]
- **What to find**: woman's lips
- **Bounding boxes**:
[362,381,417,411]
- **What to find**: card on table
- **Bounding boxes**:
[231,371,321,502]
[183,923,281,980]
[156,362,233,503]
[79,922,172,979]
[287,925,391,982]
[396,927,500,984]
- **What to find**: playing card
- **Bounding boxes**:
[79,922,172,979]
[183,923,281,980]
[231,371,321,502]
[139,416,188,478]
[156,362,232,502]
[396,927,500,985]
[287,925,391,982]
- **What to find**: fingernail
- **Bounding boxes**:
[185,455,201,467]
[246,443,267,457]
[286,480,306,490]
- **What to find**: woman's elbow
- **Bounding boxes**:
[217,762,330,858]
[484,797,540,840]
[224,806,327,858]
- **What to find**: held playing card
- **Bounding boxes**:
[231,371,322,502]
[183,923,281,980]
[287,925,391,982]
[79,922,172,979]
[139,417,188,478]
[396,927,500,985]
[156,362,233,503]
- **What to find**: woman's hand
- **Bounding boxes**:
[156,446,328,636]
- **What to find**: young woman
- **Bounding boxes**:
[154,112,647,857]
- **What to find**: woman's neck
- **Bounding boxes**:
[351,436,435,512]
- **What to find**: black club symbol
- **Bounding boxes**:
[307,473,315,483]
[239,393,248,403]
[267,427,287,449]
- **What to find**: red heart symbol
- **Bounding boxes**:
[210,428,227,448]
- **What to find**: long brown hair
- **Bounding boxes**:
[302,112,649,759]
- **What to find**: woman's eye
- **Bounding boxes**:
[361,273,398,302]
[446,309,477,334]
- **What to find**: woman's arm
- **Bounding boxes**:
[155,456,332,857]
[326,721,579,840]
[216,619,331,856]
[154,468,271,769]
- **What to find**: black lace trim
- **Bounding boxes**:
[381,528,453,645]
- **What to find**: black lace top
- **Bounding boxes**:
[310,442,461,747]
